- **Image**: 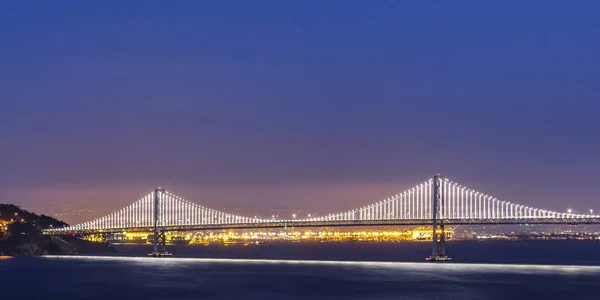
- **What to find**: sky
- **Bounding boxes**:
[1,1,599,224]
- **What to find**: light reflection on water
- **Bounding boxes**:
[3,243,600,300]
[45,254,600,275]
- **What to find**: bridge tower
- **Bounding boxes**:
[427,174,451,262]
[150,187,171,257]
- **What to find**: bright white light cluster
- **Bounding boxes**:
[46,176,598,233]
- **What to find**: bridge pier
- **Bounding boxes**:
[149,187,171,257]
[151,229,170,257]
[427,174,451,262]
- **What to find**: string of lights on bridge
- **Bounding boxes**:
[45,176,599,233]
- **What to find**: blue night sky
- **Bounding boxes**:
[1,1,599,223]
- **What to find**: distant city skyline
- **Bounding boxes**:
[1,1,599,223]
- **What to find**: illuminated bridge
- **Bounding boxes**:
[43,175,600,260]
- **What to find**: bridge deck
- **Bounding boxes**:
[43,218,600,235]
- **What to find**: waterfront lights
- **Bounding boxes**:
[567,208,573,214]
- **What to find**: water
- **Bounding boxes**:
[1,241,600,300]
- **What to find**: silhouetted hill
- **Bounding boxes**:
[0,204,68,229]
[0,204,114,256]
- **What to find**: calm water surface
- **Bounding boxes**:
[1,241,600,300]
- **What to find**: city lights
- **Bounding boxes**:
[83,227,456,245]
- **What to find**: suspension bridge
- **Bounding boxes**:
[43,175,600,261]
